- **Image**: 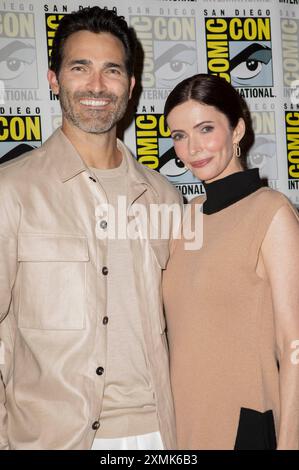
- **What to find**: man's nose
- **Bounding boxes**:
[87,71,107,93]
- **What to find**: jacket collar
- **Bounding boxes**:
[43,128,158,201]
[43,128,86,182]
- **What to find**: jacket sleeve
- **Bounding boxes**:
[261,201,299,449]
[0,178,19,450]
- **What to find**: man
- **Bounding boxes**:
[0,7,182,450]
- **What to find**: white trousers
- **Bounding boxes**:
[91,431,164,450]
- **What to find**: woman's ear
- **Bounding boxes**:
[233,118,246,144]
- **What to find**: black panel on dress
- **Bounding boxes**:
[234,407,277,450]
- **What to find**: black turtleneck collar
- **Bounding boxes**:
[202,168,263,215]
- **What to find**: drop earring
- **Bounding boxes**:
[234,142,241,158]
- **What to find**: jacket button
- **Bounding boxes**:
[89,176,96,183]
[96,367,104,376]
[100,220,107,229]
[102,266,108,275]
[103,316,109,325]
[92,421,100,430]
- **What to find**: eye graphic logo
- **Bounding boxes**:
[130,16,197,89]
[248,135,276,174]
[0,40,36,88]
[247,111,277,180]
[0,13,37,89]
[205,17,273,88]
[0,115,41,164]
[159,146,188,179]
[229,42,272,88]
[154,42,197,89]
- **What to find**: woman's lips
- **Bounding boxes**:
[190,158,212,168]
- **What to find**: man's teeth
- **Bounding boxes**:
[80,99,109,106]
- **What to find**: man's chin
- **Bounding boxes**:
[75,121,115,134]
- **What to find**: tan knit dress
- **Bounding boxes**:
[163,184,298,450]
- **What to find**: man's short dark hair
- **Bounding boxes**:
[50,7,136,77]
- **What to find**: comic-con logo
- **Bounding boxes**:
[135,112,202,198]
[0,12,38,89]
[205,17,273,94]
[0,114,41,164]
[248,110,277,182]
[130,16,197,89]
[45,13,64,69]
[285,111,299,189]
[45,13,64,100]
[281,19,299,100]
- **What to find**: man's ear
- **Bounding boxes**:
[128,76,136,100]
[47,69,60,95]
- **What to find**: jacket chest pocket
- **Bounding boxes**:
[17,235,89,330]
[149,239,169,335]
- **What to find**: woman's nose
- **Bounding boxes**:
[189,136,202,156]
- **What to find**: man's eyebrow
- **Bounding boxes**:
[65,59,92,66]
[64,59,126,71]
[103,61,126,71]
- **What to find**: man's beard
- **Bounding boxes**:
[58,88,129,134]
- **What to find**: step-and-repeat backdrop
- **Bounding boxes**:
[0,0,298,203]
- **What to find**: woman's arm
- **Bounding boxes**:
[261,203,299,450]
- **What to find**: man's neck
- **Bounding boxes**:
[61,121,122,169]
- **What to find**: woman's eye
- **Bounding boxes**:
[172,133,184,141]
[201,126,214,133]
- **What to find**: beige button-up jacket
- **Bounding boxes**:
[0,129,182,450]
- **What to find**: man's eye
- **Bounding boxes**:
[107,68,121,75]
[71,66,85,71]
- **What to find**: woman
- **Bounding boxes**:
[163,74,299,450]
